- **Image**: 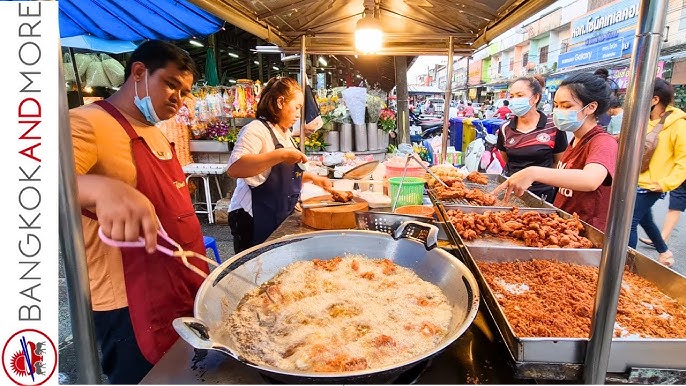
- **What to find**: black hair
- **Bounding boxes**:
[594,68,610,80]
[608,97,622,109]
[503,100,509,106]
[124,40,198,81]
[653,78,674,107]
[512,75,544,104]
[256,76,302,123]
[559,72,612,117]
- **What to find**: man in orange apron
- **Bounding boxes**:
[71,40,207,383]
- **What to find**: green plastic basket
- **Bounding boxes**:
[389,177,425,208]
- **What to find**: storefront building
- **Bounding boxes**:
[429,0,686,105]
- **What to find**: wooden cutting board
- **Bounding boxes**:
[301,195,368,230]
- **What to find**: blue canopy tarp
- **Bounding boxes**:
[60,35,138,54]
[58,0,222,40]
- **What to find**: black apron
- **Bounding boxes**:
[250,120,303,244]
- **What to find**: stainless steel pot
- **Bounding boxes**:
[174,222,479,383]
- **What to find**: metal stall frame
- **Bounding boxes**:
[57,0,674,383]
[584,0,670,382]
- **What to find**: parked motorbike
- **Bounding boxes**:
[409,110,446,142]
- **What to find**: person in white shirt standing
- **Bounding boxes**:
[227,77,332,253]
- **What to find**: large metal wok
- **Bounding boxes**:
[173,222,480,383]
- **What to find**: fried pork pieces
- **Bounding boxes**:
[447,208,594,248]
[434,178,497,206]
[466,171,489,185]
[478,260,686,338]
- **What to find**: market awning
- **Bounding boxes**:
[187,0,558,56]
[408,85,443,95]
[60,35,138,54]
[57,0,223,40]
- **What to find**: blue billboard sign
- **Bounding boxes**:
[570,0,639,45]
[558,33,633,69]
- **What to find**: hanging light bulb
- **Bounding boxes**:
[355,9,382,54]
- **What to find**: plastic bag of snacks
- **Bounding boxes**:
[101,54,125,87]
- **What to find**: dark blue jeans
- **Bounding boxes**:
[630,191,669,253]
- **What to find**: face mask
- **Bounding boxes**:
[133,70,162,125]
[509,95,534,117]
[553,104,590,132]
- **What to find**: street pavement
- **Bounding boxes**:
[57,202,686,384]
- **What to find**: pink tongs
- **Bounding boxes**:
[98,226,219,278]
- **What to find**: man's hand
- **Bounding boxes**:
[78,175,159,253]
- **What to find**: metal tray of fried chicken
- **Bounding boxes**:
[460,244,686,380]
[426,173,548,209]
[437,205,604,261]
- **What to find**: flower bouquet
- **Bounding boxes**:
[292,130,329,153]
[378,108,396,133]
[206,118,231,141]
[366,95,384,124]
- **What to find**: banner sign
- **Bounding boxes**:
[570,0,639,44]
[0,2,60,385]
[558,31,634,70]
[611,61,665,89]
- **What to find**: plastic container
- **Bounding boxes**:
[394,205,435,218]
[462,118,482,154]
[481,118,507,135]
[384,163,428,178]
[449,117,465,151]
[389,177,425,208]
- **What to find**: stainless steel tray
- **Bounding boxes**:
[427,173,549,208]
[441,205,604,252]
[466,246,686,378]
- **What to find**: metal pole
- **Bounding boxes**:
[299,35,307,153]
[394,56,410,143]
[583,0,668,383]
[58,48,102,383]
[441,36,454,163]
[68,47,84,107]
[465,56,470,92]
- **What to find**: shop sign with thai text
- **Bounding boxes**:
[558,31,634,69]
[570,0,639,44]
[611,61,665,89]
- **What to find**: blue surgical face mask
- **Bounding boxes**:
[552,104,590,132]
[133,70,162,125]
[509,95,534,117]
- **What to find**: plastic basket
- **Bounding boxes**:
[385,162,429,178]
[389,177,425,208]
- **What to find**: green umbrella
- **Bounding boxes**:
[205,47,219,86]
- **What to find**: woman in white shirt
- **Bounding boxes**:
[227,77,331,253]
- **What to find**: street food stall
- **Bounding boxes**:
[57,0,685,384]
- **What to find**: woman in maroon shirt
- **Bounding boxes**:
[493,73,618,231]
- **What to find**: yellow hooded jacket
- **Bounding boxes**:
[638,105,686,192]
